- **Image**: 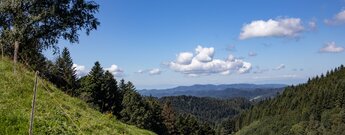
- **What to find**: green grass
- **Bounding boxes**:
[0,58,155,135]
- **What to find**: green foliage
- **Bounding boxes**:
[143,97,167,134]
[120,81,148,127]
[160,96,251,125]
[53,47,78,96]
[0,0,100,68]
[162,102,179,135]
[232,65,345,135]
[175,114,215,135]
[102,71,121,115]
[0,58,155,135]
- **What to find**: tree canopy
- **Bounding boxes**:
[0,0,99,63]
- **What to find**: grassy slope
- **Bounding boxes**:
[0,58,155,135]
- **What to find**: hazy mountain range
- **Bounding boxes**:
[139,83,287,100]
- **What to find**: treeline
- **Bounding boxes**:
[74,59,215,134]
[159,96,251,134]
[227,65,345,134]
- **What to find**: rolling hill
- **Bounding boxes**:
[0,58,155,135]
[231,65,345,135]
[140,84,286,100]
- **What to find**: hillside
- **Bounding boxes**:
[231,65,345,135]
[0,58,155,135]
[159,96,251,125]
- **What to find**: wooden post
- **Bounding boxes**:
[1,44,3,60]
[29,71,39,135]
[13,41,19,74]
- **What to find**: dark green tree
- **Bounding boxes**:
[80,61,104,109]
[101,71,121,115]
[120,81,148,128]
[144,97,167,134]
[54,47,78,96]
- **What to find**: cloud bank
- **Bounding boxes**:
[169,46,252,76]
[239,18,304,40]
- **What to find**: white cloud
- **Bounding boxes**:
[106,64,124,77]
[248,52,257,57]
[239,18,304,40]
[169,46,252,76]
[325,10,345,25]
[136,68,162,75]
[136,69,145,74]
[73,64,87,77]
[319,42,344,53]
[195,45,214,62]
[149,68,161,75]
[176,52,193,65]
[274,64,286,70]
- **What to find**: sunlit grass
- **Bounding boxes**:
[0,58,155,135]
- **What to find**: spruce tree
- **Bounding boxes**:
[55,47,77,96]
[102,71,121,115]
[87,61,104,109]
[144,97,167,134]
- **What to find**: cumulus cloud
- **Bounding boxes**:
[176,52,193,65]
[239,18,304,40]
[136,68,162,75]
[169,46,252,76]
[105,64,124,77]
[319,42,344,53]
[248,52,257,57]
[324,10,345,25]
[195,46,214,62]
[274,64,286,70]
[73,64,87,77]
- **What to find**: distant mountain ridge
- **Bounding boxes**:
[139,83,287,99]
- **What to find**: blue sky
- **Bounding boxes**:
[46,0,345,89]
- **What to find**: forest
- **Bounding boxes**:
[228,65,345,134]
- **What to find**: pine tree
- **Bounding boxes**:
[120,81,147,127]
[162,102,178,135]
[86,61,104,109]
[54,47,78,96]
[102,71,121,115]
[144,97,167,134]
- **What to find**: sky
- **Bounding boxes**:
[45,0,345,89]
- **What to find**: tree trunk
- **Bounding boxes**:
[14,41,19,63]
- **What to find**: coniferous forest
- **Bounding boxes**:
[1,0,345,135]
